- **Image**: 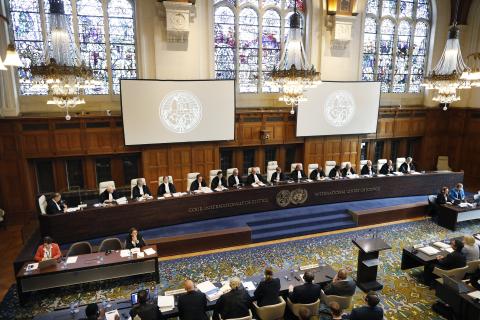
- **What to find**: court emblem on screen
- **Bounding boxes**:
[324,90,356,127]
[159,90,203,133]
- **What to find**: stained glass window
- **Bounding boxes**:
[213,0,304,93]
[361,0,431,93]
[8,0,137,96]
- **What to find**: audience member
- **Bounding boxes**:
[348,291,383,320]
[323,268,356,296]
[34,236,61,262]
[46,192,67,214]
[213,277,251,320]
[129,289,163,320]
[289,271,321,304]
[125,227,146,249]
[177,280,208,320]
[253,267,281,307]
[80,303,109,320]
[318,301,347,320]
[462,235,480,262]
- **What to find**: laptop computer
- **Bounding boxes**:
[38,258,57,270]
[443,276,470,294]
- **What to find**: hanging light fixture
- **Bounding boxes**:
[0,14,23,69]
[270,2,320,113]
[421,0,470,105]
[27,0,99,120]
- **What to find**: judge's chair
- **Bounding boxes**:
[377,159,387,172]
[321,290,353,309]
[360,160,368,167]
[98,238,123,252]
[290,163,303,172]
[158,176,174,185]
[67,241,92,257]
[396,157,406,172]
[307,163,319,176]
[267,165,277,182]
[38,195,48,215]
[99,181,115,194]
[341,161,351,169]
[130,178,146,199]
[209,169,222,186]
[325,161,336,174]
[267,161,278,167]
[287,298,320,318]
[247,167,261,175]
[186,172,200,191]
[253,296,286,320]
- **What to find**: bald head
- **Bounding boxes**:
[337,269,347,280]
[184,279,195,291]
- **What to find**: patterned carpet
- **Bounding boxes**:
[2,218,480,319]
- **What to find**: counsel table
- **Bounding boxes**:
[39,172,463,243]
[437,203,480,230]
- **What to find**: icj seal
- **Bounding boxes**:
[159,90,203,133]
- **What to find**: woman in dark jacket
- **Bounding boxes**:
[125,227,146,249]
[253,267,281,307]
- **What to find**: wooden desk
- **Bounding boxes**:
[401,238,462,271]
[437,203,480,230]
[16,246,159,305]
[435,278,480,320]
[39,172,463,243]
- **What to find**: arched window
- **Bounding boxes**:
[213,0,305,93]
[8,0,137,96]
[361,0,431,93]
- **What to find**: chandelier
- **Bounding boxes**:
[270,3,320,113]
[28,0,99,120]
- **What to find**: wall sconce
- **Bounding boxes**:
[0,14,22,69]
[326,0,358,16]
[327,0,337,15]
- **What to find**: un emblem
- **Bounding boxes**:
[290,188,308,205]
[276,190,291,207]
[159,90,203,133]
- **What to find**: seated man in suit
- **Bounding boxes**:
[424,239,467,285]
[213,277,251,320]
[254,267,281,307]
[46,192,67,215]
[379,160,394,174]
[190,174,207,192]
[323,268,356,297]
[436,186,449,205]
[329,165,342,179]
[132,178,152,199]
[157,176,176,197]
[125,227,146,249]
[270,167,285,183]
[288,271,321,304]
[211,171,227,191]
[178,279,208,320]
[247,167,265,185]
[348,291,383,320]
[81,303,109,320]
[130,289,163,320]
[341,163,356,177]
[228,168,242,187]
[360,160,376,176]
[399,157,416,173]
[99,184,120,204]
[449,183,466,202]
[309,166,326,180]
[291,164,307,181]
[34,236,61,262]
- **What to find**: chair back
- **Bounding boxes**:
[433,266,468,280]
[287,298,320,317]
[99,181,115,195]
[267,165,277,182]
[253,296,286,320]
[248,167,261,175]
[467,259,480,274]
[227,168,238,177]
[219,310,253,320]
[437,156,451,171]
[307,163,319,176]
[290,163,303,172]
[340,161,351,169]
[209,169,222,185]
[67,241,93,257]
[428,195,437,205]
[267,161,278,167]
[360,160,368,166]
[158,176,173,185]
[376,159,387,171]
[396,157,406,172]
[38,195,48,215]
[130,178,145,199]
[320,291,353,309]
[98,238,123,252]
[187,172,200,191]
[325,161,336,174]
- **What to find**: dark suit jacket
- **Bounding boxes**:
[436,193,448,205]
[349,305,383,320]
[360,165,376,175]
[129,302,164,320]
[132,185,151,198]
[190,180,207,191]
[290,169,307,181]
[253,278,281,307]
[157,183,176,197]
[289,282,321,304]
[177,290,208,320]
[328,168,341,179]
[270,172,285,183]
[323,279,356,296]
[309,169,326,180]
[399,162,416,173]
[247,173,265,185]
[213,288,251,320]
[379,163,394,174]
[99,189,120,203]
[125,233,146,249]
[341,167,356,177]
[211,176,227,190]
[228,174,242,187]
[437,250,467,270]
[46,199,65,215]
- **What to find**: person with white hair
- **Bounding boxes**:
[132,178,151,199]
[99,184,120,203]
[247,167,265,185]
[213,277,251,320]
[228,168,242,187]
[399,157,416,173]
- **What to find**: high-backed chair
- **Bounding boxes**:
[67,241,93,257]
[226,168,238,178]
[340,161,351,169]
[98,238,123,252]
[325,161,336,174]
[287,298,320,318]
[253,297,286,320]
[307,163,319,176]
[377,159,387,171]
[433,266,469,284]
[267,161,278,167]
[360,160,368,166]
[290,163,303,172]
[187,172,200,191]
[158,176,173,185]
[248,167,261,175]
[209,169,221,186]
[130,178,145,199]
[267,165,277,182]
[321,291,353,309]
[396,157,406,172]
[467,259,480,274]
[38,195,48,215]
[218,310,253,320]
[437,156,452,171]
[99,181,115,195]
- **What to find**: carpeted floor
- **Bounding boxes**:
[2,218,480,319]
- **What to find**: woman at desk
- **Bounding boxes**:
[34,236,61,262]
[125,227,146,249]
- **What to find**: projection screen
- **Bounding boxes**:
[121,79,235,146]
[296,81,381,137]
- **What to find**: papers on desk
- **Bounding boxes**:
[445,247,454,253]
[243,281,256,291]
[215,186,228,192]
[475,234,480,241]
[299,263,319,271]
[393,172,403,176]
[201,187,213,193]
[131,248,141,254]
[66,256,78,264]
[66,206,80,213]
[136,252,145,258]
[105,309,120,320]
[251,182,266,187]
[376,174,386,177]
[346,174,359,179]
[197,281,221,301]
[120,250,131,258]
[410,171,421,175]
[157,295,175,312]
[115,197,128,205]
[418,246,440,256]
[144,248,157,256]
[433,242,451,249]
[172,192,184,197]
[26,263,39,271]
[306,179,313,182]
[458,202,473,208]
[467,291,480,299]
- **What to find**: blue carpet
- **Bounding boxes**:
[61,195,428,249]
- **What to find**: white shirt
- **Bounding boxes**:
[407,163,411,172]
[367,166,373,175]
[108,192,113,201]
[317,172,321,180]
[253,174,259,183]
[297,171,302,179]
[138,186,144,195]
[276,173,280,181]
[218,178,223,187]
[43,245,52,259]
[54,200,61,211]
[346,169,352,176]
[234,175,239,185]
[164,182,170,194]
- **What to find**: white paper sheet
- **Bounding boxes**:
[26,263,39,271]
[120,250,131,258]
[157,295,175,310]
[467,291,480,299]
[144,248,156,256]
[433,242,451,249]
[242,281,256,291]
[105,310,120,320]
[66,256,78,264]
[418,246,440,256]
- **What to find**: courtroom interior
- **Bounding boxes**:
[1,0,480,319]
